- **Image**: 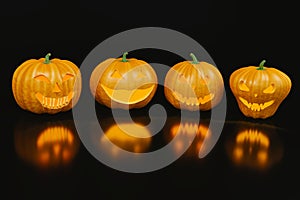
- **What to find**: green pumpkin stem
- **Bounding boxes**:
[121,52,129,62]
[257,59,266,70]
[190,53,200,64]
[44,53,51,64]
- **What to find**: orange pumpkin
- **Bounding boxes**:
[14,119,80,169]
[164,53,224,111]
[90,52,158,109]
[229,60,292,119]
[12,53,82,114]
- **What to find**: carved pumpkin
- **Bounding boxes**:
[164,53,224,111]
[99,117,152,156]
[14,119,80,169]
[163,117,211,158]
[90,52,158,109]
[12,53,82,114]
[229,60,292,119]
[225,121,283,170]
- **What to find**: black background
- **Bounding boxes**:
[1,0,299,199]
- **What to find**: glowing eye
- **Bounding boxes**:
[34,74,50,83]
[238,80,250,92]
[62,73,74,82]
[263,83,276,94]
[110,70,122,78]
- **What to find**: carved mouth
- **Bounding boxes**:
[35,92,74,109]
[173,91,214,106]
[101,84,155,104]
[239,97,274,111]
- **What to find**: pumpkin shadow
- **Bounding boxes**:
[224,121,284,171]
[14,117,81,171]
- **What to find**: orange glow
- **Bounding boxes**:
[100,122,152,156]
[14,121,80,169]
[101,84,155,105]
[37,126,74,147]
[232,130,270,167]
[236,129,270,148]
[169,122,211,157]
[225,122,284,171]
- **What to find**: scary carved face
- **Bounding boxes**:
[164,53,224,111]
[229,61,291,119]
[236,80,276,112]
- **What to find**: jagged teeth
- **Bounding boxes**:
[239,97,274,111]
[35,92,74,109]
[173,92,214,106]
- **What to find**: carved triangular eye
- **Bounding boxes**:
[197,75,209,85]
[34,74,50,83]
[199,79,206,85]
[238,80,250,92]
[62,73,74,82]
[263,83,276,94]
[111,70,122,78]
[179,74,187,83]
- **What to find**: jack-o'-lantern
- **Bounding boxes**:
[12,53,82,114]
[14,119,80,169]
[163,117,212,158]
[99,117,152,156]
[229,60,292,119]
[164,53,224,111]
[90,52,158,109]
[225,121,283,170]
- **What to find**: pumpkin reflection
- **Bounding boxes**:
[164,117,211,158]
[225,121,283,170]
[14,119,80,169]
[99,118,152,156]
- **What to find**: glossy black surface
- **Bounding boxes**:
[1,1,299,199]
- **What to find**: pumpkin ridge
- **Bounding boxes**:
[20,61,42,109]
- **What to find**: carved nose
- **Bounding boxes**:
[254,94,258,97]
[52,83,61,93]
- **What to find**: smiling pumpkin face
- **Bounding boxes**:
[12,53,82,114]
[90,52,158,109]
[229,60,292,119]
